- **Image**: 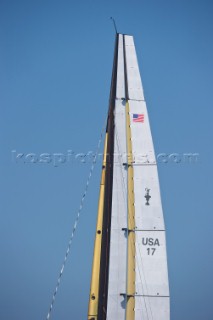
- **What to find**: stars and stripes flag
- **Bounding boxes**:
[133,113,144,123]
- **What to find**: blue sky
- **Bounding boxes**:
[0,0,213,319]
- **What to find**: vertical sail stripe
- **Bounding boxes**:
[123,34,136,320]
[125,101,136,320]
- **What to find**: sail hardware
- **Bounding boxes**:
[122,227,135,233]
[145,188,151,205]
[120,293,136,298]
[122,162,135,167]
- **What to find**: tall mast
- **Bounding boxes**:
[88,34,119,320]
[88,34,170,320]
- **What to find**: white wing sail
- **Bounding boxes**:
[88,34,170,320]
[107,34,169,319]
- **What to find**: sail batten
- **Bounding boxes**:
[88,33,170,320]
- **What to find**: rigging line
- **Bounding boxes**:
[115,126,153,320]
[45,116,107,320]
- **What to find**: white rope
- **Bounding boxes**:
[46,118,106,320]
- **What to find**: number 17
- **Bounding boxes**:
[147,248,156,255]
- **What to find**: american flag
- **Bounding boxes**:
[133,113,144,123]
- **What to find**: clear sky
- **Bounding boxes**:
[0,0,213,319]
